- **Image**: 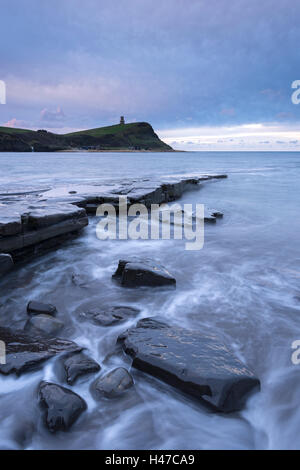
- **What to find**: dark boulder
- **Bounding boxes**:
[91,367,134,399]
[27,301,57,316]
[63,352,101,385]
[38,381,87,432]
[24,314,64,337]
[0,326,81,376]
[79,305,140,327]
[113,258,176,288]
[119,317,260,413]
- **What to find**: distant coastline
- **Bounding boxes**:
[0,121,174,153]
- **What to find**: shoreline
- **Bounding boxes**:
[0,173,227,272]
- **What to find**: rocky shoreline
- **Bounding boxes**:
[0,172,261,436]
[0,173,226,270]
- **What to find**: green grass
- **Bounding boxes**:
[64,122,143,137]
[0,126,32,134]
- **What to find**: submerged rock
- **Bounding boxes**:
[71,273,90,287]
[91,367,134,399]
[79,305,140,327]
[27,300,57,316]
[24,314,64,337]
[119,317,260,413]
[38,381,87,432]
[0,326,81,376]
[113,258,176,288]
[63,352,101,385]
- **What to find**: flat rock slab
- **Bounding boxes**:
[0,214,22,236]
[79,305,141,327]
[0,202,88,262]
[119,318,260,413]
[63,352,101,385]
[113,258,176,288]
[91,367,134,399]
[39,382,87,433]
[27,301,57,316]
[24,314,64,337]
[25,204,87,229]
[0,174,226,272]
[0,326,81,376]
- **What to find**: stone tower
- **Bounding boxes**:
[120,116,125,125]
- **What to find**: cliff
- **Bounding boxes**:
[0,122,173,152]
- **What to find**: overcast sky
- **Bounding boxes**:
[0,0,300,150]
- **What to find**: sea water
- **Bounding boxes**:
[0,151,299,449]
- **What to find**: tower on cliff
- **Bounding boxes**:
[120,116,125,125]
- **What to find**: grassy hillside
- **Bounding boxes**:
[0,126,32,134]
[66,122,140,137]
[0,122,173,152]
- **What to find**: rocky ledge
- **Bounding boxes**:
[0,173,227,274]
[119,317,260,412]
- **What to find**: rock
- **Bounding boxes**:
[0,214,21,236]
[204,213,217,223]
[91,367,134,399]
[27,300,57,316]
[210,210,223,218]
[0,326,81,376]
[71,273,90,287]
[0,203,88,264]
[0,253,14,276]
[119,318,260,413]
[204,209,224,223]
[79,305,140,327]
[85,203,98,214]
[38,382,87,432]
[63,352,101,385]
[24,314,64,337]
[25,204,87,229]
[0,174,226,269]
[113,258,176,288]
[191,208,224,223]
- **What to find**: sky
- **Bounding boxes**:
[0,0,300,150]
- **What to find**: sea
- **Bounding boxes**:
[0,151,299,450]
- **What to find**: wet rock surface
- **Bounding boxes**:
[38,382,87,432]
[119,317,260,412]
[91,367,134,399]
[79,305,141,327]
[0,326,81,376]
[63,352,101,385]
[113,258,176,288]
[0,173,226,273]
[0,203,88,265]
[27,301,57,316]
[24,314,64,337]
[0,253,14,275]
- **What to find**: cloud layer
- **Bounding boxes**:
[0,0,299,149]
